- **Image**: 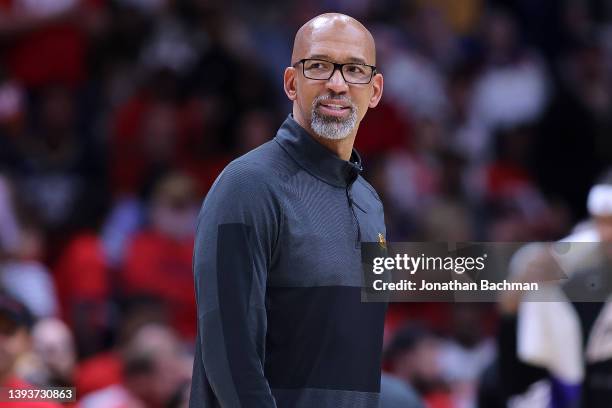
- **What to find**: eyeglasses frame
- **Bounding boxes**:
[292,58,378,84]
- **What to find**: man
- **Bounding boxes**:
[383,325,447,407]
[80,323,192,408]
[30,318,77,387]
[496,168,612,408]
[190,13,386,408]
[123,172,199,340]
[0,296,62,408]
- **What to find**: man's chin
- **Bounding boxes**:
[312,122,353,140]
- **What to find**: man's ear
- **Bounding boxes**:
[284,67,297,101]
[368,73,383,108]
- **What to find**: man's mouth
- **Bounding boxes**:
[317,100,352,117]
[320,102,348,109]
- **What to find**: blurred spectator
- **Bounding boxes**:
[110,94,182,195]
[384,325,452,407]
[121,172,198,339]
[9,84,107,247]
[0,0,98,89]
[70,299,171,401]
[383,50,449,122]
[53,184,111,358]
[458,9,549,163]
[0,174,59,319]
[78,322,191,408]
[498,169,612,408]
[438,303,496,408]
[382,118,444,220]
[28,318,77,387]
[1,224,59,319]
[534,36,610,218]
[0,295,62,407]
[109,86,231,197]
[139,4,198,77]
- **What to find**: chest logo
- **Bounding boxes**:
[377,233,387,249]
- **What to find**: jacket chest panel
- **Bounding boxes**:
[269,186,363,287]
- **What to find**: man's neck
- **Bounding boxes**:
[292,110,356,161]
[311,133,356,161]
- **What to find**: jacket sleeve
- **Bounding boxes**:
[193,162,280,407]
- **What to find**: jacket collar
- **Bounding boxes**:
[274,115,363,188]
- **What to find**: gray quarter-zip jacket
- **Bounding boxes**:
[190,115,387,408]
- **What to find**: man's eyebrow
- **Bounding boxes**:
[307,54,369,64]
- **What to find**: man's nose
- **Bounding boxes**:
[325,68,349,93]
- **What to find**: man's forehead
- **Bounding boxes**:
[302,46,370,67]
[292,14,376,64]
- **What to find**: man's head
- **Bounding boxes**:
[284,13,383,141]
[122,323,191,407]
[31,318,76,385]
[384,325,444,395]
[150,172,199,241]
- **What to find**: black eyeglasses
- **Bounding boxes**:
[293,58,377,84]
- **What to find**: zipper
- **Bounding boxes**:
[346,185,361,248]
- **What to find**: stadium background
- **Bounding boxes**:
[0,0,610,407]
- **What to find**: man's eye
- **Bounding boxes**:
[307,63,327,70]
[346,65,366,74]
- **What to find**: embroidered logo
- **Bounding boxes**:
[377,233,387,249]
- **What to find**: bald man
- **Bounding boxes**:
[190,14,386,408]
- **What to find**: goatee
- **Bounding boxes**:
[310,94,358,140]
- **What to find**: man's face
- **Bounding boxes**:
[392,338,443,394]
[284,16,383,140]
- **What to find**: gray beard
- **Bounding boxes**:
[310,95,358,140]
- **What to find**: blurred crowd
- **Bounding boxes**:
[0,0,611,407]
